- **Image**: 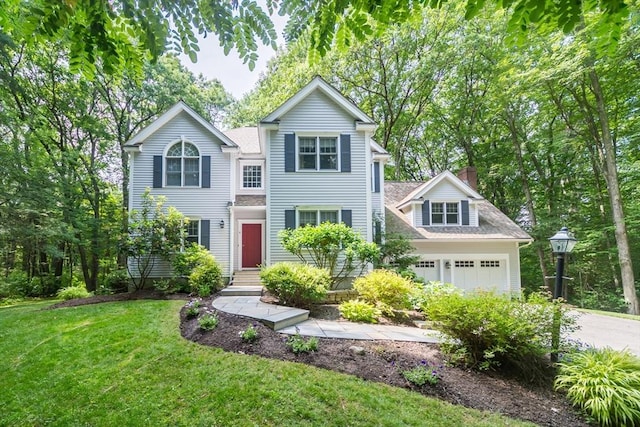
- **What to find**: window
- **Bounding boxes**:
[185,220,199,245]
[431,202,459,225]
[455,260,475,268]
[415,261,435,268]
[166,140,200,186]
[298,136,338,171]
[298,210,339,227]
[480,260,501,268]
[242,165,262,188]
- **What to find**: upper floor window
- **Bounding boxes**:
[243,165,262,188]
[432,202,459,225]
[166,140,199,186]
[298,136,338,171]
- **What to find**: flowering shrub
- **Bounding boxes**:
[198,313,219,331]
[185,300,201,318]
[339,299,380,323]
[260,263,330,308]
[353,269,416,314]
[240,324,259,343]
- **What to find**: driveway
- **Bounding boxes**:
[569,311,640,356]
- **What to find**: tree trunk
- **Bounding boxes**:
[588,69,639,314]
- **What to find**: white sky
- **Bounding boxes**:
[178,11,288,99]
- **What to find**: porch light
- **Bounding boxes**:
[549,227,577,256]
[219,219,225,229]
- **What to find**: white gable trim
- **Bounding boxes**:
[397,171,483,209]
[125,101,238,148]
[262,76,375,124]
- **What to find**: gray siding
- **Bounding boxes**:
[267,91,371,264]
[129,112,232,277]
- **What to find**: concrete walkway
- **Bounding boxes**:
[212,295,441,343]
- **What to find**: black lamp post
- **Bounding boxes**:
[549,227,577,299]
[548,227,577,362]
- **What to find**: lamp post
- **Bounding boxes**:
[548,227,577,362]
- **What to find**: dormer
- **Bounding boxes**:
[395,171,483,228]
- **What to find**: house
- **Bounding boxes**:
[385,168,532,293]
[124,76,531,293]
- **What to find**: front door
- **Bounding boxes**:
[241,223,262,269]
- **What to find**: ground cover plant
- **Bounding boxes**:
[0,300,554,427]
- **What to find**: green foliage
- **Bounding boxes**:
[124,190,186,290]
[173,244,212,278]
[375,233,420,275]
[353,269,416,314]
[198,313,219,331]
[424,290,577,377]
[240,324,259,343]
[184,300,201,318]
[99,269,129,294]
[285,331,319,354]
[402,361,441,386]
[188,255,223,297]
[56,286,92,301]
[260,263,330,308]
[339,300,381,323]
[555,348,640,427]
[412,281,463,311]
[279,222,380,289]
[0,270,31,298]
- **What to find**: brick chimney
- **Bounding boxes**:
[457,166,478,190]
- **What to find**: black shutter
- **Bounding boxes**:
[153,155,163,188]
[285,210,296,229]
[201,156,211,188]
[461,200,470,225]
[374,221,382,244]
[373,162,380,193]
[422,200,430,226]
[285,133,295,172]
[341,209,352,227]
[340,134,351,172]
[200,220,210,250]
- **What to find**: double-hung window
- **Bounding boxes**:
[185,220,199,246]
[166,140,200,186]
[298,210,339,227]
[431,202,459,225]
[298,136,338,171]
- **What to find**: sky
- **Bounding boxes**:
[178,12,288,100]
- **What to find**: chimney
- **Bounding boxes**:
[457,166,477,190]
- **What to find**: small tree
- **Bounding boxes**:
[279,222,380,289]
[123,190,185,290]
[375,232,420,277]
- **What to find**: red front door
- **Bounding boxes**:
[241,223,262,269]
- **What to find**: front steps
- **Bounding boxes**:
[215,270,310,330]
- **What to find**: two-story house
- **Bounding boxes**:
[125,76,531,293]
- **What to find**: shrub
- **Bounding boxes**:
[198,313,219,331]
[99,269,129,293]
[279,222,380,289]
[173,244,211,278]
[189,256,223,297]
[286,331,318,354]
[260,263,330,308]
[57,286,92,300]
[423,290,576,377]
[402,361,442,386]
[240,324,259,343]
[555,348,640,427]
[353,269,416,314]
[339,299,380,323]
[185,300,201,318]
[412,281,461,311]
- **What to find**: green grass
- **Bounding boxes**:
[0,300,535,426]
[576,308,640,321]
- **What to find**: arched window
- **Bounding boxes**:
[166,140,200,186]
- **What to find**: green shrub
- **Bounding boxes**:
[57,286,92,301]
[339,299,380,323]
[402,361,441,386]
[555,348,640,427]
[99,269,129,293]
[188,255,223,297]
[173,244,211,277]
[424,290,576,377]
[240,324,259,343]
[286,331,319,354]
[260,263,330,308]
[353,269,416,314]
[198,313,219,331]
[412,281,461,311]
[185,300,201,318]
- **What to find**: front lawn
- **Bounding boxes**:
[0,300,533,426]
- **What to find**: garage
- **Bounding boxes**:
[412,256,509,293]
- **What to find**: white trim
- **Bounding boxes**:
[429,201,461,226]
[125,101,238,148]
[163,138,202,188]
[296,135,341,172]
[238,160,265,193]
[237,220,265,270]
[396,171,483,209]
[263,76,375,124]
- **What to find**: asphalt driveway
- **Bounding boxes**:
[569,311,640,356]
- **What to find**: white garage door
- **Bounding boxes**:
[452,259,507,292]
[413,260,440,282]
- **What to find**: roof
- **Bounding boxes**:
[396,171,483,209]
[224,127,260,154]
[262,76,376,124]
[384,178,532,242]
[125,101,238,149]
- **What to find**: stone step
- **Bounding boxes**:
[219,286,263,297]
[263,308,310,331]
